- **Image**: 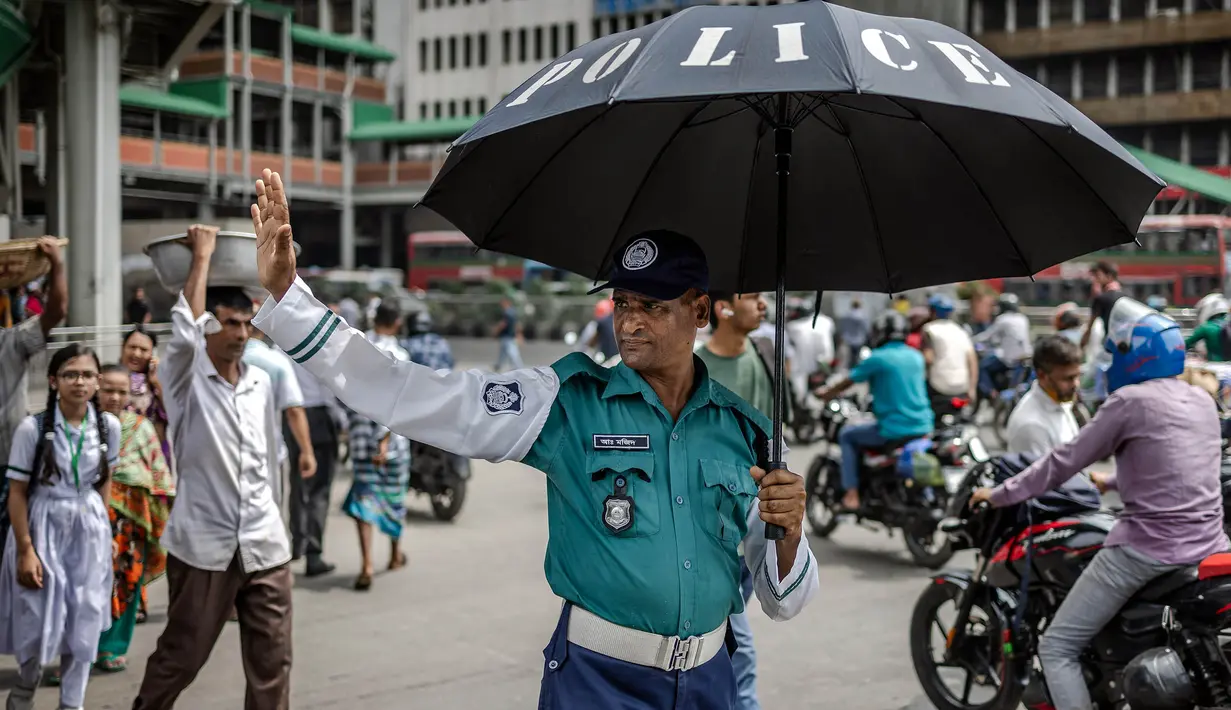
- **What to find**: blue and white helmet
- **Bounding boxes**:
[1104,298,1185,393]
[927,293,955,319]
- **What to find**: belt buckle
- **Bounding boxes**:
[667,636,695,672]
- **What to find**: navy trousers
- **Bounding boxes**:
[538,604,738,710]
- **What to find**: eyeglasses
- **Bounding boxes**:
[57,371,99,383]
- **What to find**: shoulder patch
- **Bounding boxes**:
[551,351,613,385]
[482,381,524,416]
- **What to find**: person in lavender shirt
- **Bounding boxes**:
[969,298,1229,710]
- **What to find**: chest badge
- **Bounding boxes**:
[602,475,635,533]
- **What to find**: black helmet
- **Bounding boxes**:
[409,310,433,335]
[998,292,1020,313]
[869,311,909,348]
[1122,647,1195,710]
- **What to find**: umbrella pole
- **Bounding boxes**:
[764,98,791,541]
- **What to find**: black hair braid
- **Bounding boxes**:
[37,386,59,487]
[92,392,111,491]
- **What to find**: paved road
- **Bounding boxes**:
[4,338,987,709]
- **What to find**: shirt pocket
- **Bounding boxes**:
[699,459,758,544]
[584,452,660,538]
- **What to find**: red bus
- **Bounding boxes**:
[406,231,526,290]
[989,214,1229,307]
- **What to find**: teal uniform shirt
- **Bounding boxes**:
[255,278,820,640]
[849,341,934,439]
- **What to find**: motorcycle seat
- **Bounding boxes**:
[1134,565,1202,602]
[861,436,928,455]
[1198,552,1231,581]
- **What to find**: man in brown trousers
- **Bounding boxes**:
[132,225,293,710]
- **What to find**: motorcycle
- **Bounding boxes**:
[911,452,1231,710]
[408,441,471,521]
[804,396,982,569]
[974,343,1035,442]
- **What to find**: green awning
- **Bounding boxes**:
[1122,143,1231,205]
[349,116,480,143]
[291,24,397,63]
[120,85,229,120]
[0,1,32,89]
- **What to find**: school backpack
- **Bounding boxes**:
[0,411,48,552]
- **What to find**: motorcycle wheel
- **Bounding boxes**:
[805,456,840,538]
[792,416,818,446]
[430,478,468,522]
[904,526,954,570]
[910,580,1023,710]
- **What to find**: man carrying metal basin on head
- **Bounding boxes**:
[250,170,818,710]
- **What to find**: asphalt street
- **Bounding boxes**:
[3,337,989,709]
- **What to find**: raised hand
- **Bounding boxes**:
[253,169,296,300]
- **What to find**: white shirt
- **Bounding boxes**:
[159,294,290,573]
[975,312,1033,363]
[6,404,120,491]
[243,339,305,464]
[922,319,975,396]
[786,315,835,374]
[1005,382,1080,456]
[254,277,818,622]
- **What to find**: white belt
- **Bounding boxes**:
[566,605,727,673]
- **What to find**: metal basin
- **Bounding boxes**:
[143,231,300,294]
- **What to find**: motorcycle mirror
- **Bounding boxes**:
[968,437,990,464]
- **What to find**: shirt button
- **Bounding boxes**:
[683,559,692,570]
[727,482,738,493]
[675,495,684,505]
[684,620,692,630]
[615,476,626,488]
[672,433,679,441]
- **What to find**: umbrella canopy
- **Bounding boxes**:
[420,1,1162,294]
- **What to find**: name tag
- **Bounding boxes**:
[592,434,650,451]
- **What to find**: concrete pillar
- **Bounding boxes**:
[45,72,67,238]
[281,17,293,190]
[1072,58,1083,99]
[1111,0,1121,21]
[340,54,356,269]
[1108,55,1119,98]
[198,200,216,221]
[1040,0,1050,28]
[1144,53,1155,95]
[972,0,983,34]
[224,8,235,180]
[3,80,21,222]
[241,5,253,181]
[65,0,123,329]
[1074,0,1084,23]
[1217,127,1228,166]
[1006,0,1016,32]
[320,0,333,32]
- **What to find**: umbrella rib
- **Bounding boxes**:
[822,102,894,292]
[884,97,1033,276]
[482,108,613,251]
[591,100,716,279]
[735,120,769,292]
[1010,116,1139,242]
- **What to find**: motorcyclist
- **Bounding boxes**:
[1185,292,1230,362]
[920,294,977,410]
[1052,302,1083,346]
[970,298,1227,710]
[974,292,1033,400]
[817,311,934,511]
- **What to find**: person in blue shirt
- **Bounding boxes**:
[248,169,819,710]
[816,310,934,511]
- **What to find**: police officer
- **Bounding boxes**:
[249,170,818,709]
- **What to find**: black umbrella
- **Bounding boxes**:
[420,1,1163,539]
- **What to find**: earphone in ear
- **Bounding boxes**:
[721,308,735,317]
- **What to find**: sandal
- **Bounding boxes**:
[95,655,127,673]
[354,572,373,591]
[388,551,408,571]
[44,670,60,687]
[135,609,147,625]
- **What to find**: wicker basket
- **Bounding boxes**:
[0,237,68,291]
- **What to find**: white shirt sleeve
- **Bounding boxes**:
[274,358,305,412]
[1006,416,1052,457]
[160,293,214,409]
[254,277,561,463]
[742,505,819,621]
[5,416,38,482]
[103,412,121,469]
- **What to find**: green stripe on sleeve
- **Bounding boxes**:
[286,311,334,358]
[293,315,341,364]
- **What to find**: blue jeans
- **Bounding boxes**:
[495,336,523,371]
[978,353,1007,398]
[728,559,760,710]
[838,421,887,492]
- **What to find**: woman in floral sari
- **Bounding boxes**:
[121,327,173,623]
[95,365,174,671]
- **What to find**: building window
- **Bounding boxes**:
[607,17,619,35]
[464,98,473,115]
[1081,57,1109,98]
[434,101,442,118]
[1121,0,1147,19]
[592,19,602,40]
[449,100,458,117]
[464,34,473,68]
[433,38,442,71]
[1152,125,1182,160]
[1193,43,1222,90]
[1191,123,1221,164]
[479,33,489,66]
[419,102,427,119]
[419,40,428,72]
[643,12,655,26]
[567,22,577,50]
[1017,0,1040,28]
[449,35,458,69]
[982,0,1007,31]
[519,27,528,62]
[478,96,488,113]
[1085,0,1111,21]
[1043,57,1072,98]
[1156,0,1184,11]
[624,14,636,31]
[419,0,427,9]
[502,30,511,64]
[1049,0,1074,25]
[550,24,560,57]
[1153,48,1182,93]
[534,26,544,61]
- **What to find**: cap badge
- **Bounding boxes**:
[622,238,658,271]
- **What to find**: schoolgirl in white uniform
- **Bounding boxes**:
[1,343,118,710]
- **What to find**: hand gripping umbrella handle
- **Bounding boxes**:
[754,429,787,541]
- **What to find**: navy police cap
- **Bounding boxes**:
[588,230,709,301]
